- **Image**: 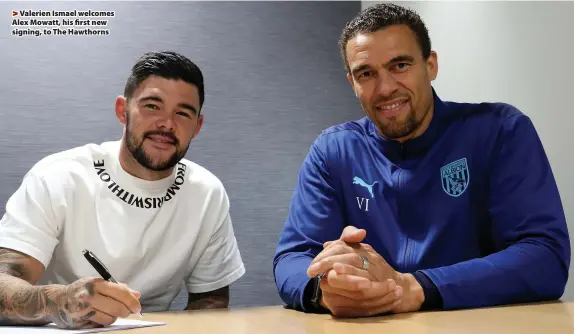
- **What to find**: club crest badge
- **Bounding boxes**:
[440,158,470,197]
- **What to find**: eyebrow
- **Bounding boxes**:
[351,54,416,77]
[139,95,198,115]
[388,55,415,64]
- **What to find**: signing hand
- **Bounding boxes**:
[48,277,142,329]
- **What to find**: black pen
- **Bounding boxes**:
[82,249,143,317]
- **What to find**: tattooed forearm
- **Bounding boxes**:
[0,249,102,329]
[0,276,65,326]
[0,248,64,326]
[186,286,230,310]
[0,274,66,326]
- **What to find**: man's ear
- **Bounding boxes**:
[115,96,127,125]
[347,72,358,98]
[426,51,439,81]
[190,113,204,140]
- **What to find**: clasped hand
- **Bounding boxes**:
[306,226,424,317]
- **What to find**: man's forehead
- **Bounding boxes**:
[134,77,199,103]
[347,26,419,65]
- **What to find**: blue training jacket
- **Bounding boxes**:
[273,89,570,311]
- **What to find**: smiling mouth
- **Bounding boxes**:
[376,99,408,111]
[147,135,176,145]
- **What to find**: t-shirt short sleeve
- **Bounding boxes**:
[0,172,61,268]
[185,190,245,294]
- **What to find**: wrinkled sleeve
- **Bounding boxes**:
[421,113,570,309]
[273,136,346,311]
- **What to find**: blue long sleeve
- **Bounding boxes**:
[273,138,344,311]
[421,114,570,309]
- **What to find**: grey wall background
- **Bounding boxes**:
[0,1,361,309]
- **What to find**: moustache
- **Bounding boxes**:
[144,131,179,146]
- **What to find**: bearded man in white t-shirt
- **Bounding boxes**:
[0,51,245,329]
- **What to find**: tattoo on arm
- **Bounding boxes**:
[53,282,96,329]
[0,248,60,326]
[186,286,230,310]
[0,249,101,328]
[0,249,33,282]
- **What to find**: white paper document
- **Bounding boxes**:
[2,318,166,333]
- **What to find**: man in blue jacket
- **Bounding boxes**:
[273,3,570,317]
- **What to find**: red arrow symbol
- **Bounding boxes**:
[12,10,18,16]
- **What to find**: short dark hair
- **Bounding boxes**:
[338,3,431,72]
[123,51,205,111]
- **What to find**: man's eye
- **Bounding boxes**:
[395,63,410,71]
[145,104,159,110]
[177,112,190,118]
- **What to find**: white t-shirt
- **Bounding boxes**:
[0,140,245,312]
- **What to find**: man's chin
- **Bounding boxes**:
[136,150,178,170]
[376,122,414,140]
[142,159,176,171]
[145,165,172,172]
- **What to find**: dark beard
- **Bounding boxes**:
[125,114,187,171]
[376,112,419,140]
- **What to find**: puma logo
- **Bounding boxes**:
[352,176,378,198]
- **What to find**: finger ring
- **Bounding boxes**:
[360,256,369,271]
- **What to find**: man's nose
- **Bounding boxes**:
[375,70,400,97]
[156,114,175,131]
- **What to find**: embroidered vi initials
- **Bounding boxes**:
[356,197,370,211]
